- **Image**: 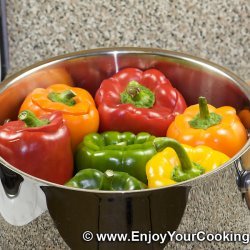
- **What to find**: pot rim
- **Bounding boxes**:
[0,47,249,194]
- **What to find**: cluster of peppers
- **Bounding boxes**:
[0,68,248,190]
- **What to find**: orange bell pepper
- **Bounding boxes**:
[19,84,99,150]
[238,107,250,129]
[167,97,247,157]
[0,67,73,123]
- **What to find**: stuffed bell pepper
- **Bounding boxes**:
[95,68,187,136]
[0,110,73,184]
[19,84,99,150]
[167,97,248,157]
[146,138,229,188]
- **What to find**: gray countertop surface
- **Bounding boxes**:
[6,0,250,80]
[1,0,250,249]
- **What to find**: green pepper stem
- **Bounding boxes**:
[105,170,114,177]
[188,96,222,129]
[18,110,49,127]
[153,137,193,171]
[120,81,155,108]
[126,85,140,99]
[199,96,210,119]
[102,170,115,190]
[47,90,76,106]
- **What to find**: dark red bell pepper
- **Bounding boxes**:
[95,68,187,136]
[0,110,73,184]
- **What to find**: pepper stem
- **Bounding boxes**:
[153,137,193,171]
[18,110,49,127]
[48,90,76,106]
[126,85,141,99]
[120,81,155,108]
[102,170,115,190]
[153,137,205,182]
[188,96,222,129]
[199,97,210,119]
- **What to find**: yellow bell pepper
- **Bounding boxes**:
[146,139,230,188]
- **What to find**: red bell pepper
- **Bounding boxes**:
[95,68,187,136]
[0,110,73,184]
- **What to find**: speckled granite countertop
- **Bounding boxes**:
[0,0,250,249]
[6,0,250,81]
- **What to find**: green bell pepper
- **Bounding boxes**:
[65,169,147,191]
[76,131,188,183]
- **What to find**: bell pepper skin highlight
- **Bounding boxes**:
[19,84,99,150]
[65,169,146,191]
[0,111,73,184]
[167,97,247,157]
[146,140,229,188]
[95,68,187,136]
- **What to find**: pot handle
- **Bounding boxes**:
[235,150,250,209]
[0,162,47,225]
[0,162,24,198]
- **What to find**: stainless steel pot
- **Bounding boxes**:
[0,48,249,250]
